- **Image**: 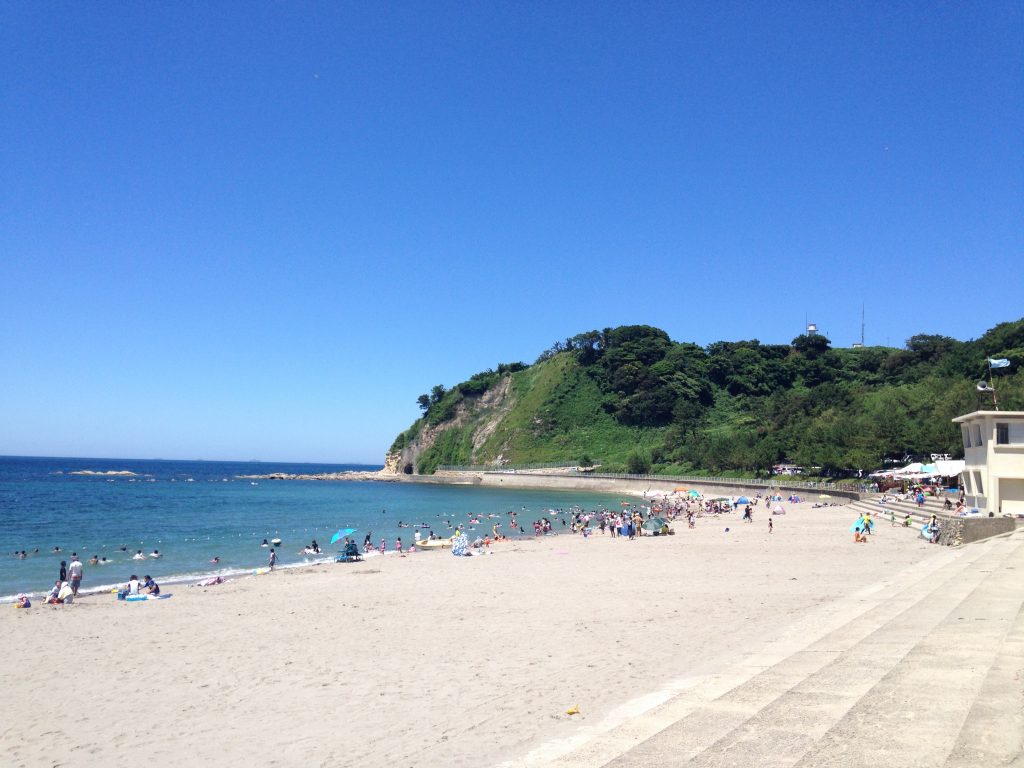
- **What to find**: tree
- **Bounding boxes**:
[626,450,651,474]
[430,384,447,404]
[906,334,955,362]
[416,394,431,412]
[791,334,832,359]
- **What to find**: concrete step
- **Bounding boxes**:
[942,595,1024,767]
[601,533,1024,768]
[789,531,1024,767]
[531,536,1010,768]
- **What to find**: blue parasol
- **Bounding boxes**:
[330,527,357,545]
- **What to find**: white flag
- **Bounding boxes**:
[988,358,1011,369]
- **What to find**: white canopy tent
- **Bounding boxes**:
[872,460,965,481]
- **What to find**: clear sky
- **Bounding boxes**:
[2,2,1021,463]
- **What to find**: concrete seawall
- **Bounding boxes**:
[408,471,862,502]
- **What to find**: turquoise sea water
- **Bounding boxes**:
[0,456,625,600]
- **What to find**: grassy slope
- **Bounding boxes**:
[476,354,664,467]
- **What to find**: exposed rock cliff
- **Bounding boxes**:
[382,376,515,474]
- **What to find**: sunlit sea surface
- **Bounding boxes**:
[0,456,626,600]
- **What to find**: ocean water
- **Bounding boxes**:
[0,456,626,600]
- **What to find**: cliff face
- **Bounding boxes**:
[382,376,515,474]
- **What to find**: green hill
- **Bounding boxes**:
[386,319,1024,477]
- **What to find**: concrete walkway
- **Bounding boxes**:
[539,527,1024,768]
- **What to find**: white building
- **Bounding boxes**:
[952,411,1024,516]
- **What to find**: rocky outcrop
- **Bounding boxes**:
[383,376,515,475]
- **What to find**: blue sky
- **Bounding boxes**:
[2,2,1021,463]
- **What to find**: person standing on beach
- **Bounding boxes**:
[58,560,67,583]
[768,518,773,534]
[67,554,83,596]
[268,548,277,571]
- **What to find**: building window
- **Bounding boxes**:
[963,426,972,449]
[996,423,1009,445]
[974,425,984,445]
[975,471,984,495]
[963,474,972,494]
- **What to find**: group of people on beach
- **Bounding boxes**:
[16,553,86,607]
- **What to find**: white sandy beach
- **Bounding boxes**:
[0,504,943,768]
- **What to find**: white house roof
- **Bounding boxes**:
[952,411,1024,423]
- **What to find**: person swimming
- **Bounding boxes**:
[210,556,220,564]
[150,549,161,558]
[89,555,99,565]
[133,550,146,560]
[260,539,269,548]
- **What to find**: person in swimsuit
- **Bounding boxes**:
[268,549,277,570]
[67,554,84,596]
[143,575,160,595]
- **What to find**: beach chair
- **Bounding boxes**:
[335,548,362,563]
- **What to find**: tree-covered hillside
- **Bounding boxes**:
[393,319,1024,476]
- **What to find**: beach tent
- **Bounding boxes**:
[894,462,924,476]
[688,490,701,498]
[773,505,785,513]
[736,496,751,504]
[933,459,965,477]
[641,517,670,532]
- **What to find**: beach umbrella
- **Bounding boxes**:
[330,527,357,545]
[641,518,668,532]
[688,490,701,498]
[674,486,688,492]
